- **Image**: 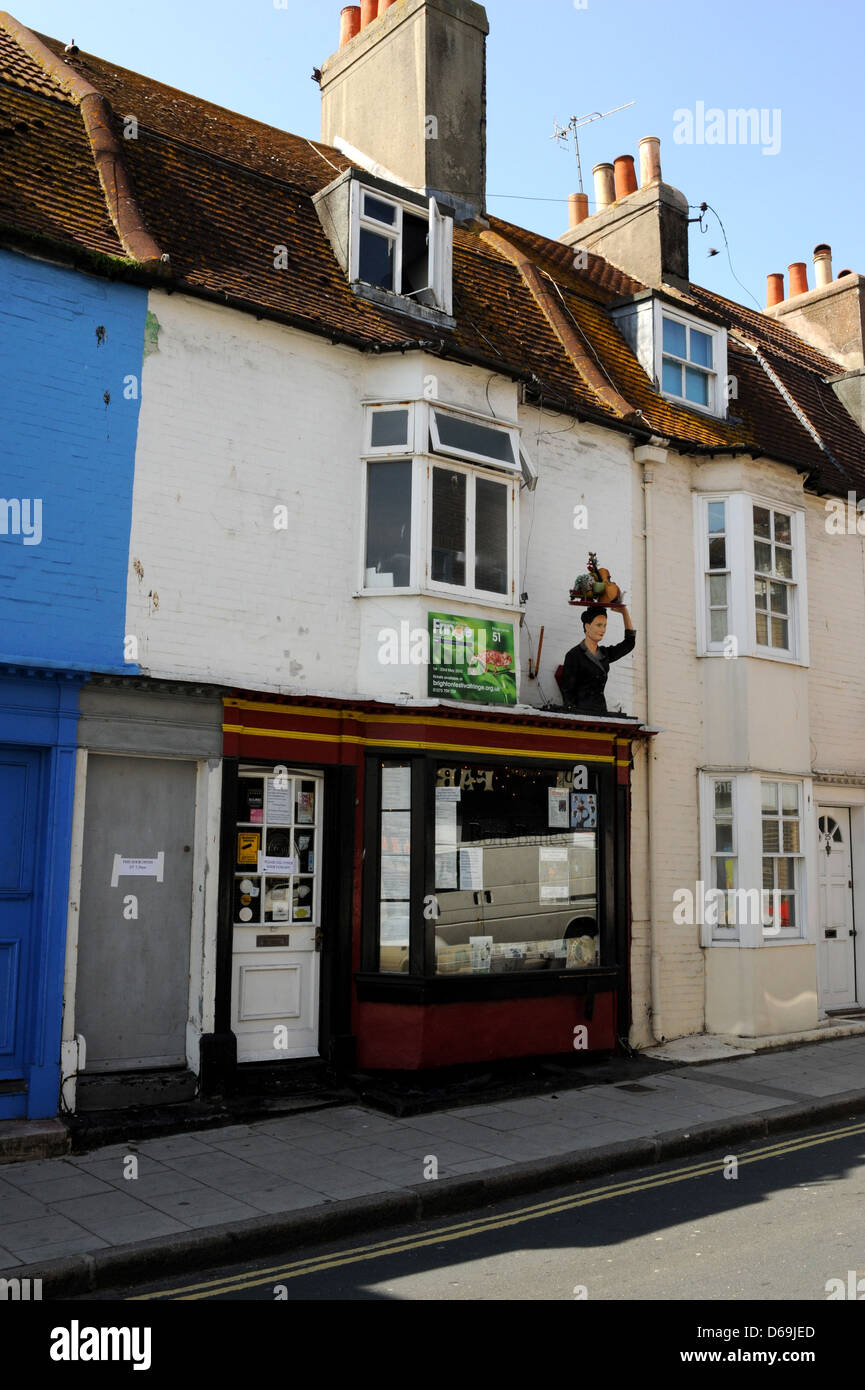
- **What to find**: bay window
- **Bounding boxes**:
[700,773,807,945]
[361,401,519,603]
[695,493,807,662]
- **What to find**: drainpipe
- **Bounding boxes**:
[635,440,669,1044]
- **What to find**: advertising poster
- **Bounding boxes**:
[428,613,516,706]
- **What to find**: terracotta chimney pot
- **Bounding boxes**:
[766,273,784,308]
[638,136,662,187]
[813,243,833,288]
[360,0,378,28]
[569,192,589,228]
[592,162,615,212]
[613,154,638,200]
[340,5,361,45]
[788,262,809,297]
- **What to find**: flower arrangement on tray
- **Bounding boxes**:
[569,551,625,606]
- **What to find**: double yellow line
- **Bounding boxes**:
[131,1119,865,1300]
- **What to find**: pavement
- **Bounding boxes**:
[2,1033,864,1298]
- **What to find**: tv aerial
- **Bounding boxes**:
[552,102,635,195]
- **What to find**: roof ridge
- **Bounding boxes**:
[0,10,164,265]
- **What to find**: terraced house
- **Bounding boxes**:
[1,0,863,1123]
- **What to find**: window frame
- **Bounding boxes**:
[426,458,516,603]
[699,774,741,943]
[654,300,727,419]
[349,182,453,315]
[694,492,809,665]
[429,405,521,473]
[700,772,809,946]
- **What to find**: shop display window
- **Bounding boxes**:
[370,757,604,976]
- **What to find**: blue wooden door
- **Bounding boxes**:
[0,748,42,1092]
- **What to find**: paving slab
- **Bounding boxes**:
[2,1034,865,1295]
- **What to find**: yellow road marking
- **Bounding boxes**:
[130,1118,865,1301]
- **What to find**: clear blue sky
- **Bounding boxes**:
[15,0,864,308]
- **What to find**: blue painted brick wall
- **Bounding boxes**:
[0,249,147,671]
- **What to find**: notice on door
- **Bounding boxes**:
[110,853,165,886]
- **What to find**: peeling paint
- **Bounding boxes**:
[143,310,161,358]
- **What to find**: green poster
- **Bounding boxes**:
[428,613,516,706]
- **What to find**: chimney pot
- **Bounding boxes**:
[360,0,378,27]
[813,243,833,288]
[592,162,615,212]
[569,192,589,228]
[788,262,809,297]
[339,5,361,46]
[613,154,638,200]
[766,273,785,308]
[638,136,662,187]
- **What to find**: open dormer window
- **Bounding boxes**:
[349,182,453,316]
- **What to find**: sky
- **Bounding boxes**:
[13,0,865,308]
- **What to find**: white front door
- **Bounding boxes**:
[231,769,323,1061]
[816,807,858,1010]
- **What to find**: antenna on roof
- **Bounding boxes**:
[551,102,635,195]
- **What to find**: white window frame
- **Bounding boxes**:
[699,772,808,946]
[363,401,419,456]
[698,774,742,943]
[759,778,806,941]
[429,405,520,473]
[426,458,517,603]
[654,300,727,419]
[349,183,453,315]
[694,492,808,665]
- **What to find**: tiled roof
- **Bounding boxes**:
[0,16,862,493]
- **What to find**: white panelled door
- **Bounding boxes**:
[816,807,857,1010]
[231,769,323,1061]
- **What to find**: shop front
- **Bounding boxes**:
[214,695,643,1083]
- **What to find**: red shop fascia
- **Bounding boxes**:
[204,691,651,1089]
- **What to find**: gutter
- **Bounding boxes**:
[0,13,165,267]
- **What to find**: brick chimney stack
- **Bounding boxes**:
[321,0,489,220]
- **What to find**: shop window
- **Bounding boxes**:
[368,757,607,976]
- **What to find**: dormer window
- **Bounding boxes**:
[655,303,726,417]
[356,190,430,297]
[609,292,728,419]
[349,182,453,317]
[661,314,715,408]
[314,169,455,323]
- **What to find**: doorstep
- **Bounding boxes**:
[0,1118,69,1165]
[643,1017,865,1064]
